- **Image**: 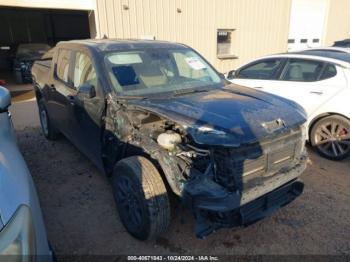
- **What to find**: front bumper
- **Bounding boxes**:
[183,156,307,238]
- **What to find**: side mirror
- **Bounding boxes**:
[0,86,11,112]
[226,70,236,80]
[218,73,225,79]
[77,83,96,99]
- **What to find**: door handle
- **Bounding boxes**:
[310,91,323,95]
[254,86,264,89]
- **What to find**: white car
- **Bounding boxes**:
[226,51,350,160]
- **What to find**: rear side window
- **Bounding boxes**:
[319,64,337,80]
[73,52,97,89]
[281,59,324,82]
[56,49,71,83]
[237,59,282,80]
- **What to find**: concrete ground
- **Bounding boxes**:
[7,83,350,256]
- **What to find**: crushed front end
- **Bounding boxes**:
[180,125,307,238]
[108,88,308,239]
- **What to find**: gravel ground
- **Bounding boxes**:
[14,125,350,256]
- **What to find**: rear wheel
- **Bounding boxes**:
[310,115,350,160]
[112,156,171,240]
[14,70,23,84]
[38,99,60,140]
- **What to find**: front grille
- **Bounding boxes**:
[213,128,303,192]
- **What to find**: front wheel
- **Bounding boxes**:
[310,115,350,160]
[112,156,171,240]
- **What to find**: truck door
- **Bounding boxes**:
[47,48,77,140]
[69,51,105,170]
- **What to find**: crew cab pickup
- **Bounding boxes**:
[31,39,307,240]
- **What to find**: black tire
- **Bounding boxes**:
[38,99,60,140]
[112,156,171,240]
[14,70,23,84]
[310,115,350,160]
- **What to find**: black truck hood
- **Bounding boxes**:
[128,85,306,147]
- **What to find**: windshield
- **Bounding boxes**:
[104,48,222,97]
[41,47,56,60]
[16,44,51,59]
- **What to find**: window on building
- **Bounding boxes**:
[288,39,295,44]
[300,39,308,43]
[217,29,235,58]
[313,39,320,43]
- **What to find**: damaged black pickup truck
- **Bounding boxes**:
[31,39,307,240]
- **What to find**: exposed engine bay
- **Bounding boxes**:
[103,98,307,238]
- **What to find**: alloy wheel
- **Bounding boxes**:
[314,120,350,159]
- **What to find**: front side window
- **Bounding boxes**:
[281,59,324,82]
[73,52,97,89]
[104,48,221,97]
[237,59,282,80]
[56,49,71,83]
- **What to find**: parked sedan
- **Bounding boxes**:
[0,86,52,260]
[226,52,350,160]
[297,47,350,58]
[333,39,350,48]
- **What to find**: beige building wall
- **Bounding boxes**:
[323,0,350,46]
[95,0,292,72]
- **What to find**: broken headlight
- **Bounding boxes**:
[196,125,226,136]
[0,205,36,256]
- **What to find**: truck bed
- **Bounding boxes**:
[31,59,51,89]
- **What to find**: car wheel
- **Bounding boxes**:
[14,70,23,84]
[38,99,60,140]
[310,115,350,160]
[112,156,171,240]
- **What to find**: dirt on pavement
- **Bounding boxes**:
[14,124,350,256]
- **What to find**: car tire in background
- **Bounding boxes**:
[112,156,171,240]
[14,70,23,84]
[38,99,60,140]
[310,115,350,160]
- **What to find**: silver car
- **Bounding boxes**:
[0,86,52,261]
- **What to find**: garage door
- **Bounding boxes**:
[288,0,328,51]
[0,7,91,70]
